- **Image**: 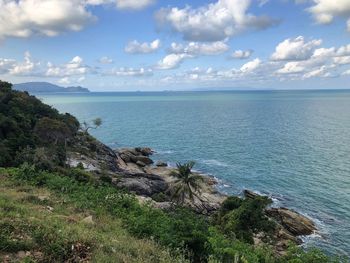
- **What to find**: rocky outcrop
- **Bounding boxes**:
[155,160,167,167]
[243,189,261,199]
[266,208,316,236]
[68,133,120,172]
[112,172,168,196]
[117,147,154,166]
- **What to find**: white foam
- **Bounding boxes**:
[156,150,174,154]
[201,159,230,167]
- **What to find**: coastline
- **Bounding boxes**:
[67,136,318,255]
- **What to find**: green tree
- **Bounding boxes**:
[169,161,204,205]
[81,118,102,133]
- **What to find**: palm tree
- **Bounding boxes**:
[169,161,204,205]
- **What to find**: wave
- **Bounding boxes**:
[155,150,175,154]
[201,159,230,167]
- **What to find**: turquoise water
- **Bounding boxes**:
[38,90,350,257]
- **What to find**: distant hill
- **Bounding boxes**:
[14,82,90,93]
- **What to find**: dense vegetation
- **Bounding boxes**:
[0,81,346,262]
[0,80,79,168]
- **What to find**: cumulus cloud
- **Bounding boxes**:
[271,36,322,61]
[0,0,96,39]
[307,0,350,31]
[125,39,161,54]
[0,0,155,40]
[115,0,155,10]
[99,56,113,64]
[156,53,192,70]
[156,0,277,41]
[169,41,229,55]
[274,40,350,79]
[240,58,261,72]
[0,58,16,74]
[46,56,94,77]
[106,67,153,76]
[276,61,305,74]
[231,49,253,59]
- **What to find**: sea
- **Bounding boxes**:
[37,90,350,257]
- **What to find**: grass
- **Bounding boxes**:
[0,172,186,263]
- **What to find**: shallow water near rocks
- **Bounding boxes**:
[38,90,350,257]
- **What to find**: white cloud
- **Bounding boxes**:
[125,39,161,54]
[333,56,350,65]
[9,51,40,76]
[156,53,191,70]
[156,0,277,41]
[271,36,322,61]
[58,77,71,85]
[115,0,155,10]
[0,0,95,39]
[342,69,350,75]
[276,61,305,74]
[99,56,113,64]
[46,56,94,77]
[231,49,253,59]
[0,58,16,74]
[303,65,330,79]
[240,58,261,73]
[169,41,229,55]
[307,0,350,31]
[107,67,153,76]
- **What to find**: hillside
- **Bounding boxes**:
[0,80,345,263]
[14,82,90,93]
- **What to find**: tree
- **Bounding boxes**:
[169,161,204,205]
[81,118,102,133]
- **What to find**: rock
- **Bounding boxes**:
[156,160,167,167]
[136,160,146,167]
[17,251,26,258]
[243,189,260,199]
[153,202,173,210]
[120,153,131,163]
[118,148,139,156]
[112,173,168,196]
[266,208,316,236]
[276,226,302,244]
[81,215,94,225]
[135,147,153,156]
[38,195,49,201]
[130,155,153,165]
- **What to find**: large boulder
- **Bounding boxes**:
[243,189,260,199]
[130,155,154,165]
[135,147,153,156]
[112,172,168,196]
[156,160,167,167]
[266,208,316,236]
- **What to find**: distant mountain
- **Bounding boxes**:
[14,82,90,93]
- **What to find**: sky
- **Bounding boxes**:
[1,0,350,91]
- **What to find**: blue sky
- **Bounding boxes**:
[0,0,350,91]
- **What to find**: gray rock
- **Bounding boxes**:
[130,155,153,165]
[119,153,131,163]
[81,215,94,224]
[136,160,146,167]
[156,160,167,167]
[112,173,168,196]
[135,147,153,156]
[266,207,316,236]
[243,189,260,199]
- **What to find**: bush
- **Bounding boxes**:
[151,192,171,202]
[69,167,95,183]
[216,196,275,244]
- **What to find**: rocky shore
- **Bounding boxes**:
[67,133,317,255]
